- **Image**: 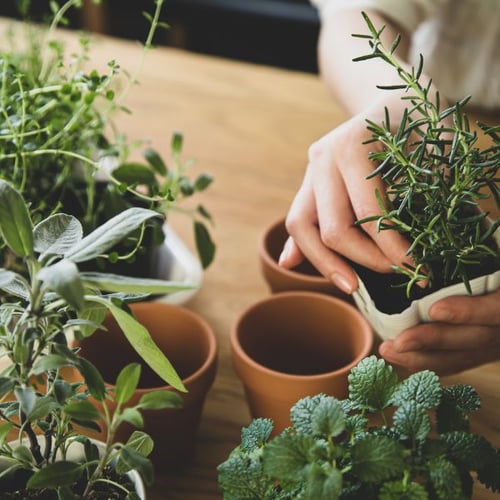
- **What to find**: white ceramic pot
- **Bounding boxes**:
[353,226,500,340]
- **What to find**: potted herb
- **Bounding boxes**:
[0,0,215,284]
[218,355,500,499]
[0,179,192,498]
[349,13,499,339]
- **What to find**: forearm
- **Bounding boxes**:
[318,8,412,116]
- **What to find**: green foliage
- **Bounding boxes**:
[0,179,187,497]
[0,0,215,271]
[354,12,499,295]
[217,356,500,499]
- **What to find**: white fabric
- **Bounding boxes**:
[310,0,500,109]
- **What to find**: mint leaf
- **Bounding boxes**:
[392,370,441,409]
[305,462,342,500]
[393,401,431,442]
[290,394,331,435]
[241,419,273,451]
[348,356,398,411]
[311,397,346,438]
[351,435,405,482]
[379,480,428,499]
[477,449,500,493]
[428,456,463,499]
[441,431,496,471]
[442,384,481,412]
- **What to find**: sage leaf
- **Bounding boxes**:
[115,363,141,405]
[137,390,183,410]
[0,179,33,257]
[34,214,83,256]
[116,446,154,485]
[194,221,215,269]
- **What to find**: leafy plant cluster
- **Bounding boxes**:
[354,13,499,296]
[218,355,500,500]
[0,178,191,497]
[0,0,215,272]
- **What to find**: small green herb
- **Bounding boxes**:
[218,356,500,499]
[354,12,499,296]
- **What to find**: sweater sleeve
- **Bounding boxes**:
[309,0,436,33]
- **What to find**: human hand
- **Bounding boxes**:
[279,108,413,295]
[379,289,500,375]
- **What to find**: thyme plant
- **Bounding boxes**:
[0,0,215,271]
[218,356,500,499]
[0,179,190,497]
[354,13,499,296]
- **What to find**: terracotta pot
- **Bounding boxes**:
[74,302,218,470]
[258,217,352,300]
[353,225,500,340]
[231,291,373,434]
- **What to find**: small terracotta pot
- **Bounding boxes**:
[231,291,373,434]
[258,217,351,300]
[74,302,217,470]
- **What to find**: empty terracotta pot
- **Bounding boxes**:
[74,301,218,470]
[231,291,373,434]
[258,217,351,300]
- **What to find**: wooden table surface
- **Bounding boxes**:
[2,19,499,499]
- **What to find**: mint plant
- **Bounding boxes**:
[353,13,499,297]
[0,0,215,272]
[218,356,500,499]
[0,179,192,497]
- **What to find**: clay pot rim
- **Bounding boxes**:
[231,291,374,382]
[78,301,218,394]
[258,217,330,285]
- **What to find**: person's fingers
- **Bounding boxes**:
[379,337,500,376]
[391,322,500,353]
[429,289,500,326]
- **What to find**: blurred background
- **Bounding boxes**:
[0,0,320,73]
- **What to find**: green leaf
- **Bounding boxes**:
[442,384,481,412]
[291,394,332,435]
[441,431,495,471]
[304,462,342,500]
[88,297,185,392]
[0,423,14,447]
[311,397,346,438]
[194,221,215,269]
[76,303,107,338]
[33,214,83,256]
[64,207,162,263]
[379,480,429,499]
[171,131,183,155]
[348,356,399,411]
[115,363,141,405]
[137,390,183,410]
[112,163,157,186]
[427,456,464,499]
[31,354,72,375]
[194,173,213,191]
[116,446,154,486]
[80,272,194,295]
[0,269,29,299]
[240,418,274,451]
[392,370,441,409]
[37,259,85,311]
[393,401,431,442]
[125,430,154,457]
[0,179,33,257]
[143,148,167,176]
[262,433,316,482]
[0,377,15,399]
[76,357,106,401]
[64,400,101,422]
[27,461,82,489]
[12,445,33,463]
[121,407,144,428]
[351,435,406,483]
[14,386,37,416]
[29,396,60,420]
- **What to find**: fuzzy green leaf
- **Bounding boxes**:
[442,384,481,412]
[304,462,342,500]
[0,179,33,257]
[33,214,83,256]
[37,259,85,311]
[240,418,274,452]
[351,435,406,483]
[76,302,107,338]
[14,386,37,416]
[290,394,332,435]
[117,445,154,485]
[476,449,500,493]
[125,430,154,457]
[27,461,82,489]
[0,269,29,299]
[115,363,141,405]
[441,431,496,471]
[427,456,463,499]
[379,480,429,499]
[311,397,346,438]
[393,400,431,442]
[89,297,185,392]
[64,207,162,263]
[348,356,399,411]
[392,370,441,409]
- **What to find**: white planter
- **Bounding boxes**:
[353,226,500,341]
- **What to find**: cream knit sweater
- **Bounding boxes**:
[310,0,500,110]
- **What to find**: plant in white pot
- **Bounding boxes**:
[0,0,215,290]
[0,179,191,498]
[350,13,499,339]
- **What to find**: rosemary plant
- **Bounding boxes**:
[354,12,499,297]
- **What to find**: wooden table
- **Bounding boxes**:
[3,19,500,499]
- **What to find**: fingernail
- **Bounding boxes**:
[330,272,353,295]
[429,305,454,322]
[278,239,291,265]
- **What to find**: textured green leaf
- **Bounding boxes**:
[33,214,82,255]
[348,356,399,411]
[240,418,274,452]
[379,480,429,499]
[441,431,495,471]
[304,462,342,500]
[427,456,463,499]
[393,401,431,442]
[290,394,332,435]
[76,302,107,338]
[311,397,346,438]
[0,179,33,257]
[37,259,85,311]
[442,384,481,412]
[351,435,406,483]
[392,370,441,409]
[476,449,500,493]
[0,269,29,299]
